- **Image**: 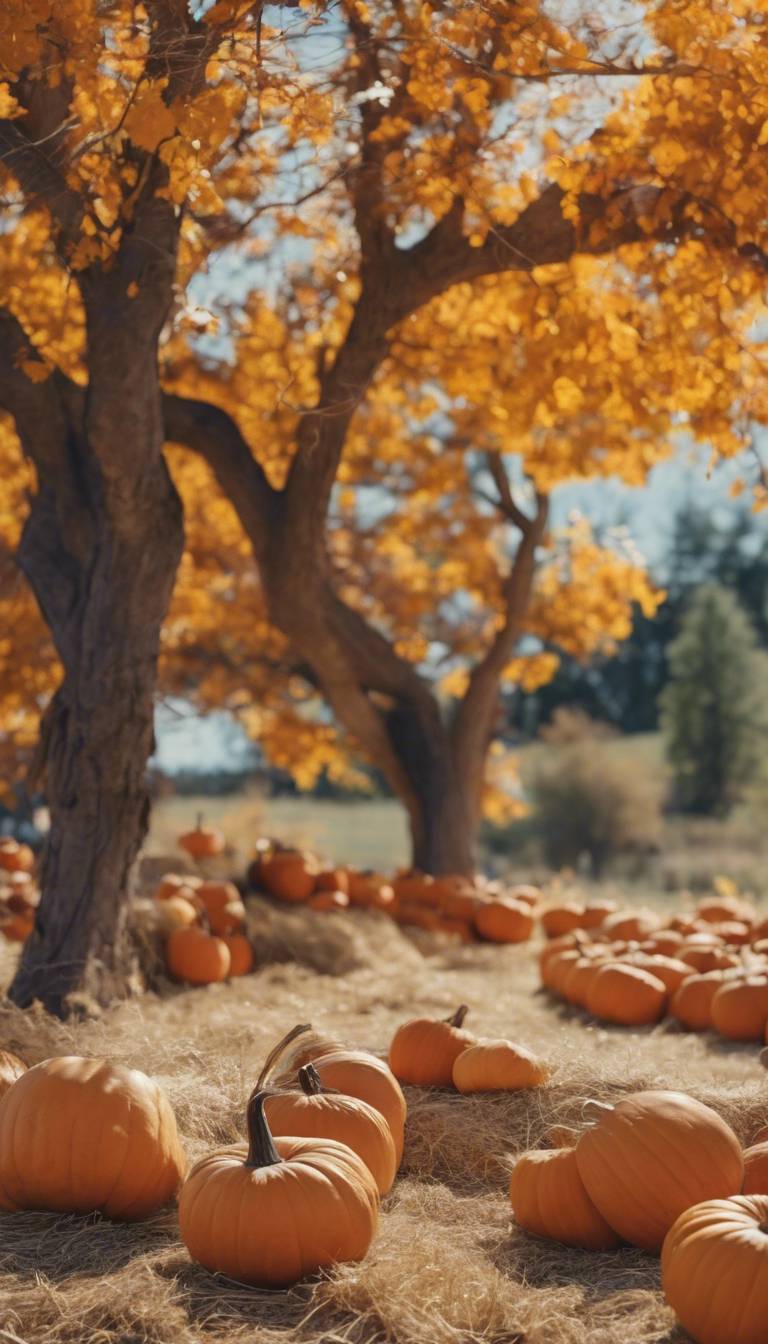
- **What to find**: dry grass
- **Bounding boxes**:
[0,910,765,1344]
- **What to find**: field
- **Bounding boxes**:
[0,877,765,1344]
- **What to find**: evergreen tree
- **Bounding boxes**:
[660,584,768,815]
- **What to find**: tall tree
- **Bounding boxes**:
[660,585,768,815]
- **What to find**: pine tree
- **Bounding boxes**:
[660,585,768,815]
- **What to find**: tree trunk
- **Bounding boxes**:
[385,703,475,874]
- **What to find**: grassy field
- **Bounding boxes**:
[0,895,765,1344]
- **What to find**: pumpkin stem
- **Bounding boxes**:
[581,1099,614,1123]
[245,1089,282,1169]
[196,812,204,830]
[445,1005,469,1028]
[256,1023,312,1090]
[298,1063,341,1097]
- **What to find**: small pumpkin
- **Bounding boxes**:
[669,971,725,1031]
[178,1087,379,1287]
[388,1005,475,1087]
[584,962,667,1026]
[178,816,225,861]
[510,1147,621,1251]
[166,924,231,985]
[628,953,693,995]
[697,896,755,925]
[0,1050,25,1098]
[540,903,586,939]
[265,1063,397,1194]
[315,867,349,895]
[474,898,533,944]
[0,1057,186,1217]
[222,932,254,977]
[157,894,201,931]
[710,975,768,1042]
[661,1195,768,1344]
[600,908,661,941]
[0,910,34,942]
[680,943,739,974]
[0,839,34,874]
[347,872,395,910]
[579,899,618,929]
[155,873,197,902]
[308,889,350,913]
[575,1090,744,1251]
[260,850,317,903]
[208,898,248,937]
[453,1040,549,1093]
[197,879,241,920]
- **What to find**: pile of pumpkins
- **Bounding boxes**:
[0,838,38,944]
[539,888,768,1041]
[509,1088,768,1344]
[153,873,254,984]
[244,836,541,944]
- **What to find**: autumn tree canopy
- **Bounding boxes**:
[2,0,768,1004]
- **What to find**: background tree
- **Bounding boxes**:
[660,585,768,816]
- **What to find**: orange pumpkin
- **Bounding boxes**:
[579,899,618,929]
[600,909,661,941]
[629,953,693,995]
[453,1040,549,1092]
[575,1090,744,1251]
[669,971,725,1030]
[510,1147,622,1251]
[259,850,317,903]
[207,899,247,936]
[715,919,752,946]
[308,889,350,913]
[265,1063,397,1195]
[698,896,755,925]
[474,898,533,944]
[178,817,225,860]
[347,873,395,910]
[166,925,231,985]
[584,963,667,1026]
[661,1195,768,1344]
[196,879,241,919]
[315,868,349,895]
[541,947,585,995]
[640,930,684,957]
[155,873,196,901]
[540,903,586,938]
[711,976,768,1041]
[0,1057,186,1217]
[272,1035,407,1165]
[0,910,34,942]
[561,955,609,1008]
[0,839,34,874]
[179,1088,379,1287]
[388,1005,475,1087]
[538,931,584,980]
[392,872,435,905]
[222,932,254,977]
[741,1142,768,1195]
[0,1050,25,1098]
[680,944,739,973]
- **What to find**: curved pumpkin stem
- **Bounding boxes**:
[245,1089,283,1169]
[581,1099,614,1124]
[445,1005,469,1028]
[256,1023,312,1090]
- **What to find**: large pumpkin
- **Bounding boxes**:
[265,1063,397,1194]
[662,1195,768,1344]
[710,976,768,1042]
[260,851,316,903]
[0,1057,186,1217]
[584,963,667,1026]
[510,1147,622,1251]
[388,1005,475,1087]
[178,1088,379,1287]
[575,1090,744,1251]
[453,1040,549,1093]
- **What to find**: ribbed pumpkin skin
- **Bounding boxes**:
[741,1142,768,1194]
[661,1196,768,1344]
[308,1052,407,1163]
[474,900,533,944]
[711,977,768,1041]
[453,1041,548,1093]
[222,933,254,976]
[166,926,231,984]
[510,1148,622,1250]
[388,1011,475,1087]
[179,1133,379,1287]
[575,1090,744,1251]
[585,964,667,1026]
[0,1057,186,1218]
[669,972,725,1030]
[0,1051,25,1098]
[630,954,693,995]
[264,1088,397,1194]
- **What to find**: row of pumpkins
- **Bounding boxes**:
[0,1005,766,1344]
[178,820,539,945]
[540,890,768,1040]
[0,839,38,944]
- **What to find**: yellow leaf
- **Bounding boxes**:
[21,359,51,383]
[124,83,177,152]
